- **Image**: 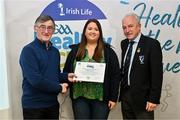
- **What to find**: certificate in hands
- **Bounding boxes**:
[74,62,106,83]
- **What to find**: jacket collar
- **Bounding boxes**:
[34,37,52,50]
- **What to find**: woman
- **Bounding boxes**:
[63,19,121,119]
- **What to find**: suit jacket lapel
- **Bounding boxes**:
[121,39,129,66]
[131,34,145,71]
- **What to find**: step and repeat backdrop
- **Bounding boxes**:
[5,0,179,119]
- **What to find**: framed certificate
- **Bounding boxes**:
[73,62,106,83]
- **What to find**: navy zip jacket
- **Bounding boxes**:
[19,38,67,108]
[63,44,121,102]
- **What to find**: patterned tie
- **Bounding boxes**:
[122,41,135,88]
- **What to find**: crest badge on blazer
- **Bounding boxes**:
[139,55,144,64]
[137,47,144,64]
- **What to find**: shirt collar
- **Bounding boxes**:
[129,33,141,44]
[35,37,52,50]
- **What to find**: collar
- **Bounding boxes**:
[35,37,52,50]
[129,33,141,44]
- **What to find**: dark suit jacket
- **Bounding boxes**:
[119,34,163,110]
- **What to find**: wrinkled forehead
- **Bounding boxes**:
[122,16,139,25]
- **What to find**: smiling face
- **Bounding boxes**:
[85,22,100,44]
[122,15,141,41]
[34,20,55,43]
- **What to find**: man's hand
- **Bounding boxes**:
[60,83,68,93]
[108,101,117,110]
[146,101,158,111]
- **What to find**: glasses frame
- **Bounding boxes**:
[36,25,55,33]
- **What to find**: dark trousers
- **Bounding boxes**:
[121,88,154,120]
[23,104,59,120]
[72,97,110,120]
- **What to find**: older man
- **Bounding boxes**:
[119,13,163,119]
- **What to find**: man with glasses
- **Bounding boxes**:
[19,15,75,119]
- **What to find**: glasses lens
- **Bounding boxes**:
[38,25,54,32]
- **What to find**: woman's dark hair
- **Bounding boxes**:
[76,19,105,62]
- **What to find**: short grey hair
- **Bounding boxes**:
[35,15,55,27]
[123,12,140,24]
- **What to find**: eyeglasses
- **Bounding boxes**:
[37,25,54,33]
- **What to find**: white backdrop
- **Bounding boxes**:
[4,0,180,119]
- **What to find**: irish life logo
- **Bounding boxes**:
[41,0,115,68]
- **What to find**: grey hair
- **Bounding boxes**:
[123,12,140,24]
[34,15,55,27]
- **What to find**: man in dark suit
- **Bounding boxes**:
[119,13,163,119]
